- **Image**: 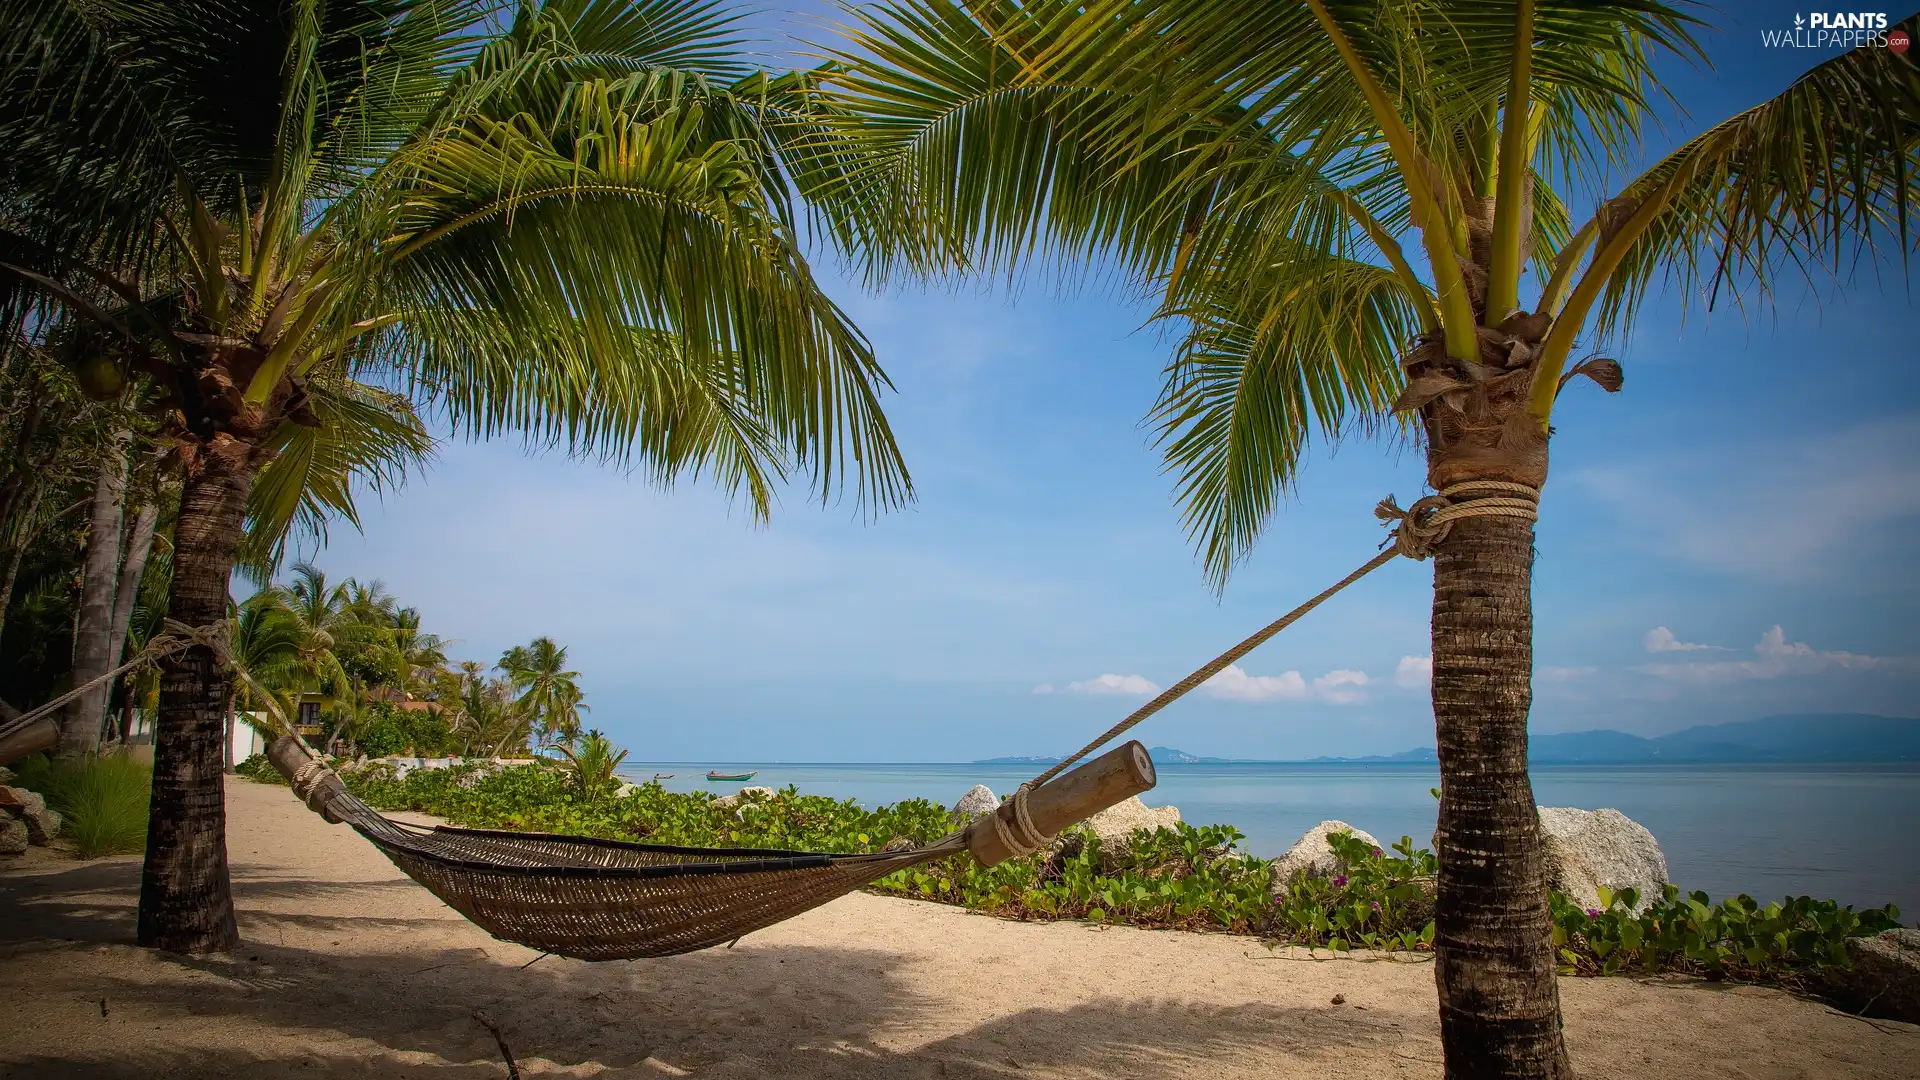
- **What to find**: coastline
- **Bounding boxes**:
[618,761,1920,915]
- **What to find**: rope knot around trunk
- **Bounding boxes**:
[988,784,1055,857]
[1376,481,1540,560]
[289,756,346,823]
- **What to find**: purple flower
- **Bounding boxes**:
[1585,908,1603,919]
[1370,902,1380,911]
[1332,875,1349,888]
[1372,848,1384,857]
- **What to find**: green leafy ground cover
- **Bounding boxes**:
[235,755,1900,991]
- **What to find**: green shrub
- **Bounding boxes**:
[1552,885,1901,984]
[235,752,287,785]
[11,752,152,858]
[351,702,457,758]
[1269,831,1437,952]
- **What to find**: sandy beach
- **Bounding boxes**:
[0,777,1913,1080]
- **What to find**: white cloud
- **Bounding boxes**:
[1039,673,1160,696]
[1643,627,1722,653]
[1394,655,1432,689]
[1203,664,1369,704]
[1537,665,1599,681]
[1203,665,1307,702]
[1639,625,1893,682]
[1313,669,1370,704]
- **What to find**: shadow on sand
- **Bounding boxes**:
[1,860,1403,1079]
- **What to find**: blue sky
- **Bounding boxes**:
[312,2,1919,761]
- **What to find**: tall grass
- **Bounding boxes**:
[11,753,152,858]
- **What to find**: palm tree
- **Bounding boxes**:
[435,660,531,758]
[390,607,451,698]
[224,598,301,770]
[553,728,628,802]
[2,0,913,952]
[263,564,369,709]
[500,636,586,747]
[814,5,1918,1075]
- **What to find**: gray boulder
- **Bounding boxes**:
[712,786,776,811]
[0,812,26,854]
[950,784,998,819]
[1537,806,1667,913]
[24,804,60,845]
[453,763,501,790]
[2,787,60,845]
[1830,928,1920,1024]
[1270,821,1381,896]
[1061,796,1181,867]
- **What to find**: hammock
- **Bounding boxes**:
[296,763,968,959]
[272,737,1143,961]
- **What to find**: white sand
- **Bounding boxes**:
[0,777,1914,1079]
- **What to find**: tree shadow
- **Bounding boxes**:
[0,861,440,945]
[3,914,1394,1079]
[3,848,1400,1078]
[1,939,1393,1078]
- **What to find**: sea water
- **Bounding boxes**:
[619,761,1920,915]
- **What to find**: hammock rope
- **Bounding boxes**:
[39,482,1536,961]
[0,618,275,745]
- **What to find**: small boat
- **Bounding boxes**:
[652,773,674,781]
[706,770,758,782]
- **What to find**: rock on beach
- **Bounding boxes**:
[1063,795,1181,868]
[1537,806,1667,913]
[0,812,26,854]
[0,786,60,846]
[1269,820,1380,896]
[950,784,998,820]
[712,786,776,811]
[1830,928,1920,1024]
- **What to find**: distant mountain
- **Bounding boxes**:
[982,715,1920,766]
[1325,714,1920,764]
[1147,746,1243,764]
[1310,746,1437,764]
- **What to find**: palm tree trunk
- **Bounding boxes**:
[138,446,252,953]
[1429,511,1570,1080]
[107,501,160,668]
[61,435,130,758]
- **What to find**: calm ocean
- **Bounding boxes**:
[619,761,1920,915]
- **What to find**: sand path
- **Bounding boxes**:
[0,777,1914,1079]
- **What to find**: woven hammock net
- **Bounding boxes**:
[315,781,964,961]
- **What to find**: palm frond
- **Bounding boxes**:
[1585,20,1920,337]
[241,378,434,579]
[358,73,911,510]
[1151,250,1418,589]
